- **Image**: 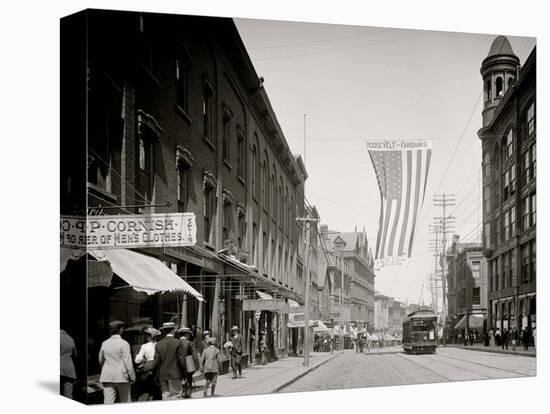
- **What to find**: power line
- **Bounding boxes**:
[248,28,396,50]
[254,31,431,61]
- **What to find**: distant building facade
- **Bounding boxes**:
[478,36,536,332]
[446,236,488,336]
[321,226,376,330]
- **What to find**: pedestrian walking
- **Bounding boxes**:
[483,331,489,347]
[134,327,161,401]
[502,329,509,350]
[98,320,135,404]
[60,329,77,399]
[178,326,198,398]
[511,327,518,351]
[522,328,530,351]
[495,328,501,347]
[153,322,186,400]
[489,329,495,347]
[533,328,536,350]
[201,337,223,397]
[230,325,246,378]
[259,332,267,364]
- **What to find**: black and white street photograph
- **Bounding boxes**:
[5,1,548,413]
[57,7,539,405]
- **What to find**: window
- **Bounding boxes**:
[237,207,246,249]
[87,75,123,195]
[522,150,531,184]
[506,129,513,159]
[522,197,530,230]
[531,193,536,227]
[177,166,188,212]
[222,107,232,164]
[222,192,233,243]
[237,130,246,180]
[521,244,529,283]
[531,240,536,281]
[531,144,536,180]
[262,232,267,273]
[263,158,269,210]
[136,127,155,204]
[496,76,503,97]
[204,183,215,244]
[252,223,258,266]
[251,145,258,199]
[175,55,189,113]
[527,102,535,138]
[472,287,481,306]
[510,250,516,287]
[202,82,215,145]
[510,206,516,237]
[503,211,510,241]
[279,178,283,226]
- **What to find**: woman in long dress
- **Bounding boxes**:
[489,329,496,347]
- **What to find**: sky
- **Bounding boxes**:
[234,19,536,304]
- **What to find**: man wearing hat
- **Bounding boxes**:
[201,337,222,397]
[153,322,186,400]
[178,326,197,398]
[135,327,161,401]
[98,320,135,404]
[230,325,246,378]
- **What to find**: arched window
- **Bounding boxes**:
[496,76,504,97]
[263,156,269,210]
[272,164,277,219]
[507,77,514,88]
[483,152,491,179]
[251,145,257,200]
[506,128,513,159]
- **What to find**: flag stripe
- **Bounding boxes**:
[379,197,393,259]
[407,149,424,257]
[398,150,413,256]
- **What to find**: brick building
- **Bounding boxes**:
[446,236,488,339]
[320,226,376,330]
[478,36,536,332]
[61,10,314,384]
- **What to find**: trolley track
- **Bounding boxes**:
[427,352,531,377]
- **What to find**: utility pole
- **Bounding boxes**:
[296,215,319,367]
[433,194,456,346]
[340,248,345,353]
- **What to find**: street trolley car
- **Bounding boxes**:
[402,309,438,354]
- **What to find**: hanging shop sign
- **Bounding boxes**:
[242,299,304,313]
[87,260,113,288]
[60,213,197,249]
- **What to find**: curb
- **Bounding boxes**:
[447,345,536,358]
[273,353,340,392]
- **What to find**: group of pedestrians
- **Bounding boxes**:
[486,327,535,351]
[92,321,247,404]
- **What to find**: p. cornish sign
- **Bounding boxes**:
[60,213,197,249]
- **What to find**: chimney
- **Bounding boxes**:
[320,224,328,239]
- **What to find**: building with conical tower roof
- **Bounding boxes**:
[478,36,536,336]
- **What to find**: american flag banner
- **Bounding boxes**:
[367,141,432,269]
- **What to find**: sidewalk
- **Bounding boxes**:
[191,351,339,398]
[447,343,536,357]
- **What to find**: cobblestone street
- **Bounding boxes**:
[281,348,536,393]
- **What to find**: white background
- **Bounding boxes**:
[0,0,546,412]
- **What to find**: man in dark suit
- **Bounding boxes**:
[230,325,246,378]
[153,322,186,400]
[178,327,197,398]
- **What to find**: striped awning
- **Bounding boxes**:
[287,313,318,328]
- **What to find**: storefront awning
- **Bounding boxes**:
[454,314,484,330]
[313,320,330,333]
[88,249,204,300]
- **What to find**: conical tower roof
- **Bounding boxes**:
[487,35,516,58]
